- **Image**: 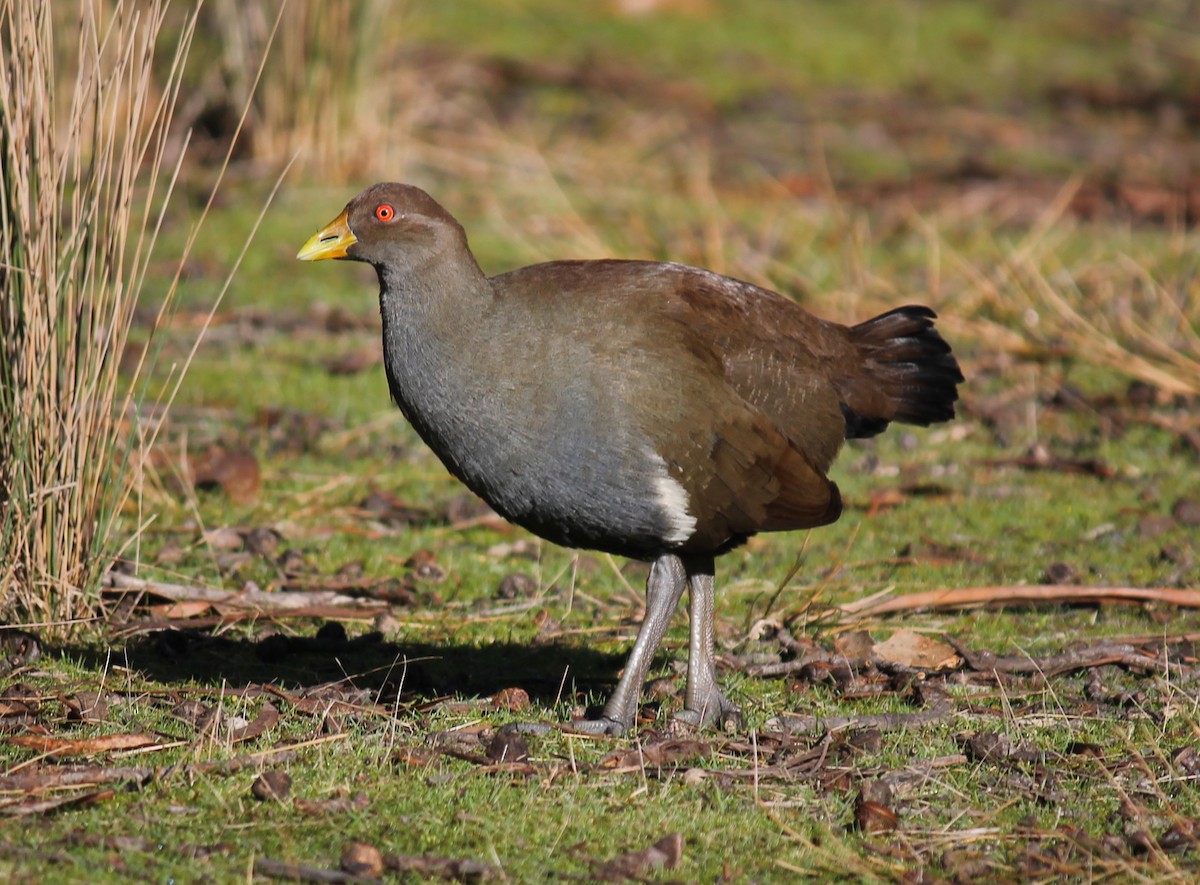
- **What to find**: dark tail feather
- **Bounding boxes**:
[839,305,964,439]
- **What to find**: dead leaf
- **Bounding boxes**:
[8,733,160,756]
[230,701,280,743]
[256,856,386,883]
[341,841,384,877]
[854,786,899,834]
[0,630,41,672]
[244,526,283,556]
[150,600,214,620]
[384,852,495,881]
[593,832,683,881]
[0,683,43,709]
[294,790,370,816]
[256,407,333,454]
[873,629,961,670]
[1158,820,1198,853]
[1042,561,1078,584]
[203,526,244,551]
[485,729,529,764]
[360,489,435,526]
[600,739,709,771]
[489,688,530,712]
[960,731,1013,762]
[833,630,875,665]
[1172,497,1200,526]
[495,573,536,598]
[63,691,109,724]
[324,345,382,376]
[189,445,261,504]
[0,764,154,793]
[404,548,448,583]
[251,770,292,802]
[865,487,907,516]
[0,789,115,817]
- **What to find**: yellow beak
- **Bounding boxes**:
[297,209,357,261]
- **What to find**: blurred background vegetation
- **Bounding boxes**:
[5,0,1200,629]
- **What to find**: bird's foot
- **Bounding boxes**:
[566,715,630,736]
[498,721,553,737]
[671,689,742,733]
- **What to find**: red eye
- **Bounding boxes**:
[375,203,395,222]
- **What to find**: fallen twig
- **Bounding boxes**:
[743,649,852,678]
[0,766,154,793]
[0,789,115,817]
[840,585,1200,618]
[254,858,378,884]
[103,570,388,618]
[945,637,1188,678]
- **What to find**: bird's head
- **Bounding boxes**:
[297,182,465,270]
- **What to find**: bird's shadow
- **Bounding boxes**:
[57,624,631,714]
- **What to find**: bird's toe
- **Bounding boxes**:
[567,715,630,736]
[674,690,741,732]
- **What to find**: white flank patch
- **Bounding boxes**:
[647,451,697,545]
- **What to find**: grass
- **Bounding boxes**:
[3,0,1200,881]
[0,0,203,628]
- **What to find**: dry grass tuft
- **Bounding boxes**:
[201,0,400,181]
[0,0,276,631]
[0,0,198,627]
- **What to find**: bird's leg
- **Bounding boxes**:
[572,553,688,735]
[674,555,741,729]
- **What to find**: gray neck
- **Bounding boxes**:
[375,231,491,351]
[375,247,497,477]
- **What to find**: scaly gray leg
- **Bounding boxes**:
[674,556,741,729]
[571,554,688,735]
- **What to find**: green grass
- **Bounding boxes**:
[5,1,1200,881]
[407,0,1198,106]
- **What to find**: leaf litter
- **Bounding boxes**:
[9,589,1197,872]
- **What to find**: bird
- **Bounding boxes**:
[298,182,963,734]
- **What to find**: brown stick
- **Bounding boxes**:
[840,585,1200,617]
[103,571,387,616]
[0,766,154,793]
[254,858,377,884]
[944,637,1183,677]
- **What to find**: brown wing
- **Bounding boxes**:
[645,272,848,550]
[490,259,849,552]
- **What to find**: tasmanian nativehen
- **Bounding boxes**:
[298,183,963,733]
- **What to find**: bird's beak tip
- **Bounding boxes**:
[297,210,356,261]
